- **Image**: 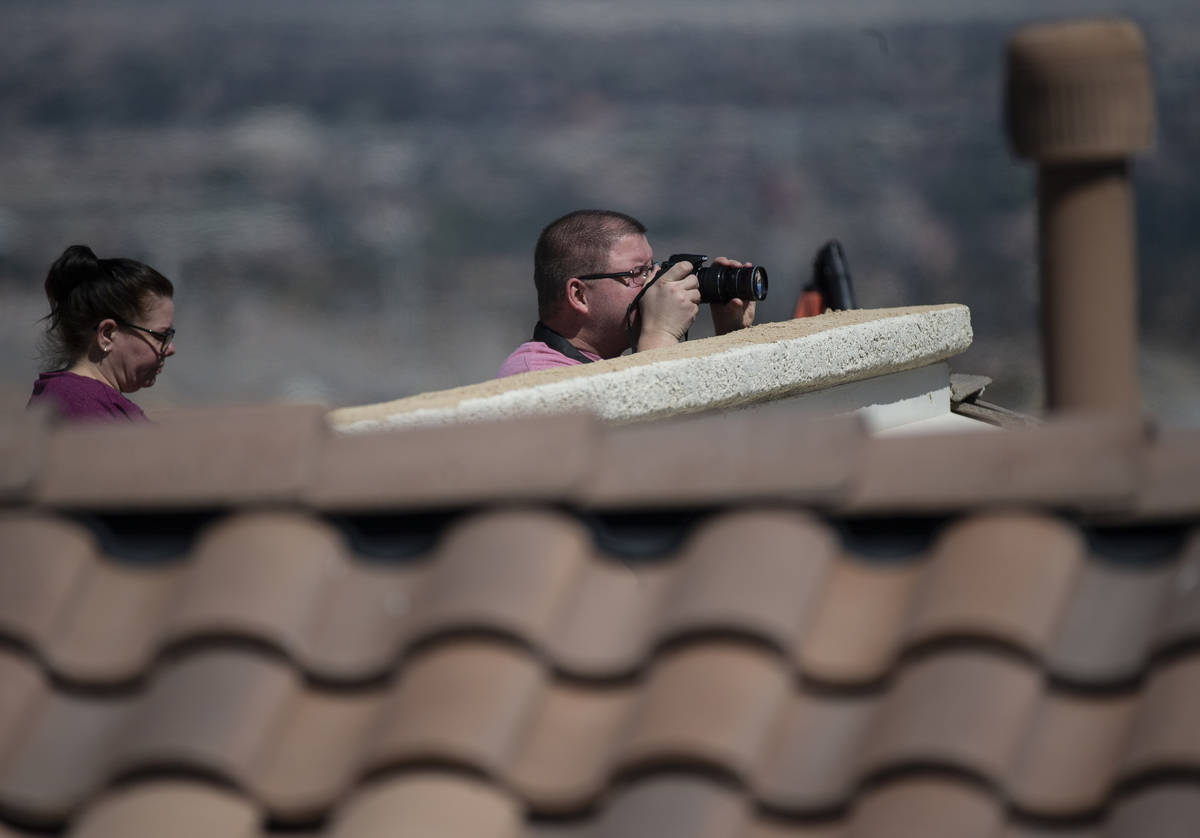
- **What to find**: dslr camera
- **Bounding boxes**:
[658,253,768,304]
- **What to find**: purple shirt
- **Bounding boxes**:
[27,371,147,422]
[497,341,601,378]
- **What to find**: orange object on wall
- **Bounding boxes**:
[794,289,825,318]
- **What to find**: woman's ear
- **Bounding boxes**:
[565,277,589,314]
[96,318,117,353]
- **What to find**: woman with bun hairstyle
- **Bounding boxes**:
[28,245,176,421]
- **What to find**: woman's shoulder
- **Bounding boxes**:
[28,372,146,421]
[31,370,106,397]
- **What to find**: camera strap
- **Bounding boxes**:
[533,321,595,365]
[624,267,669,353]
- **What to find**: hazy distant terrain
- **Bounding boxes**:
[2,0,1198,422]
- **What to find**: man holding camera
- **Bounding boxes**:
[497,209,757,377]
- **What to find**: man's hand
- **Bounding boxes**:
[636,260,701,351]
[709,257,757,335]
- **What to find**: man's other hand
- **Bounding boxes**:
[709,257,757,335]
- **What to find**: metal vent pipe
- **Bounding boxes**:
[1004,18,1155,414]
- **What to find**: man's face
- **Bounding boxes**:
[587,233,654,357]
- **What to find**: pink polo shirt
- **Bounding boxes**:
[497,341,601,378]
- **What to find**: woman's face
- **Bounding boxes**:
[108,294,176,393]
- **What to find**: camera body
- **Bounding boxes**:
[658,253,768,304]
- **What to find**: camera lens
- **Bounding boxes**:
[697,264,769,303]
[747,266,768,301]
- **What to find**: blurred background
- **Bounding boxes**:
[1,0,1197,423]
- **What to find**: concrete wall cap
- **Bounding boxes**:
[331,305,972,432]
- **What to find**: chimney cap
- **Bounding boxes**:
[1005,18,1155,163]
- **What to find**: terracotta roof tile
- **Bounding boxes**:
[741,820,842,838]
[524,778,1016,838]
[1007,691,1137,816]
[903,512,1084,654]
[539,556,673,679]
[583,413,860,509]
[301,559,418,682]
[1138,429,1200,519]
[34,405,328,509]
[115,650,297,790]
[1152,527,1200,653]
[367,640,545,777]
[0,685,127,824]
[0,412,45,503]
[0,513,98,654]
[168,512,353,659]
[752,688,878,811]
[797,555,921,685]
[848,415,1144,514]
[556,775,749,838]
[1047,552,1176,684]
[42,560,173,685]
[0,825,33,838]
[252,688,382,821]
[844,778,1002,838]
[0,404,1190,518]
[0,650,43,761]
[861,650,1041,782]
[619,644,789,779]
[327,773,522,838]
[1104,784,1200,838]
[67,781,261,838]
[18,778,1184,838]
[0,645,1197,831]
[311,415,598,511]
[1119,655,1200,778]
[407,509,592,645]
[1,404,1199,836]
[998,825,1098,838]
[509,681,632,812]
[5,509,1198,695]
[655,511,837,654]
[9,642,1199,825]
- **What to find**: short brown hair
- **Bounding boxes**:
[533,209,646,319]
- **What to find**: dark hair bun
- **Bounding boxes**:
[44,244,102,312]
